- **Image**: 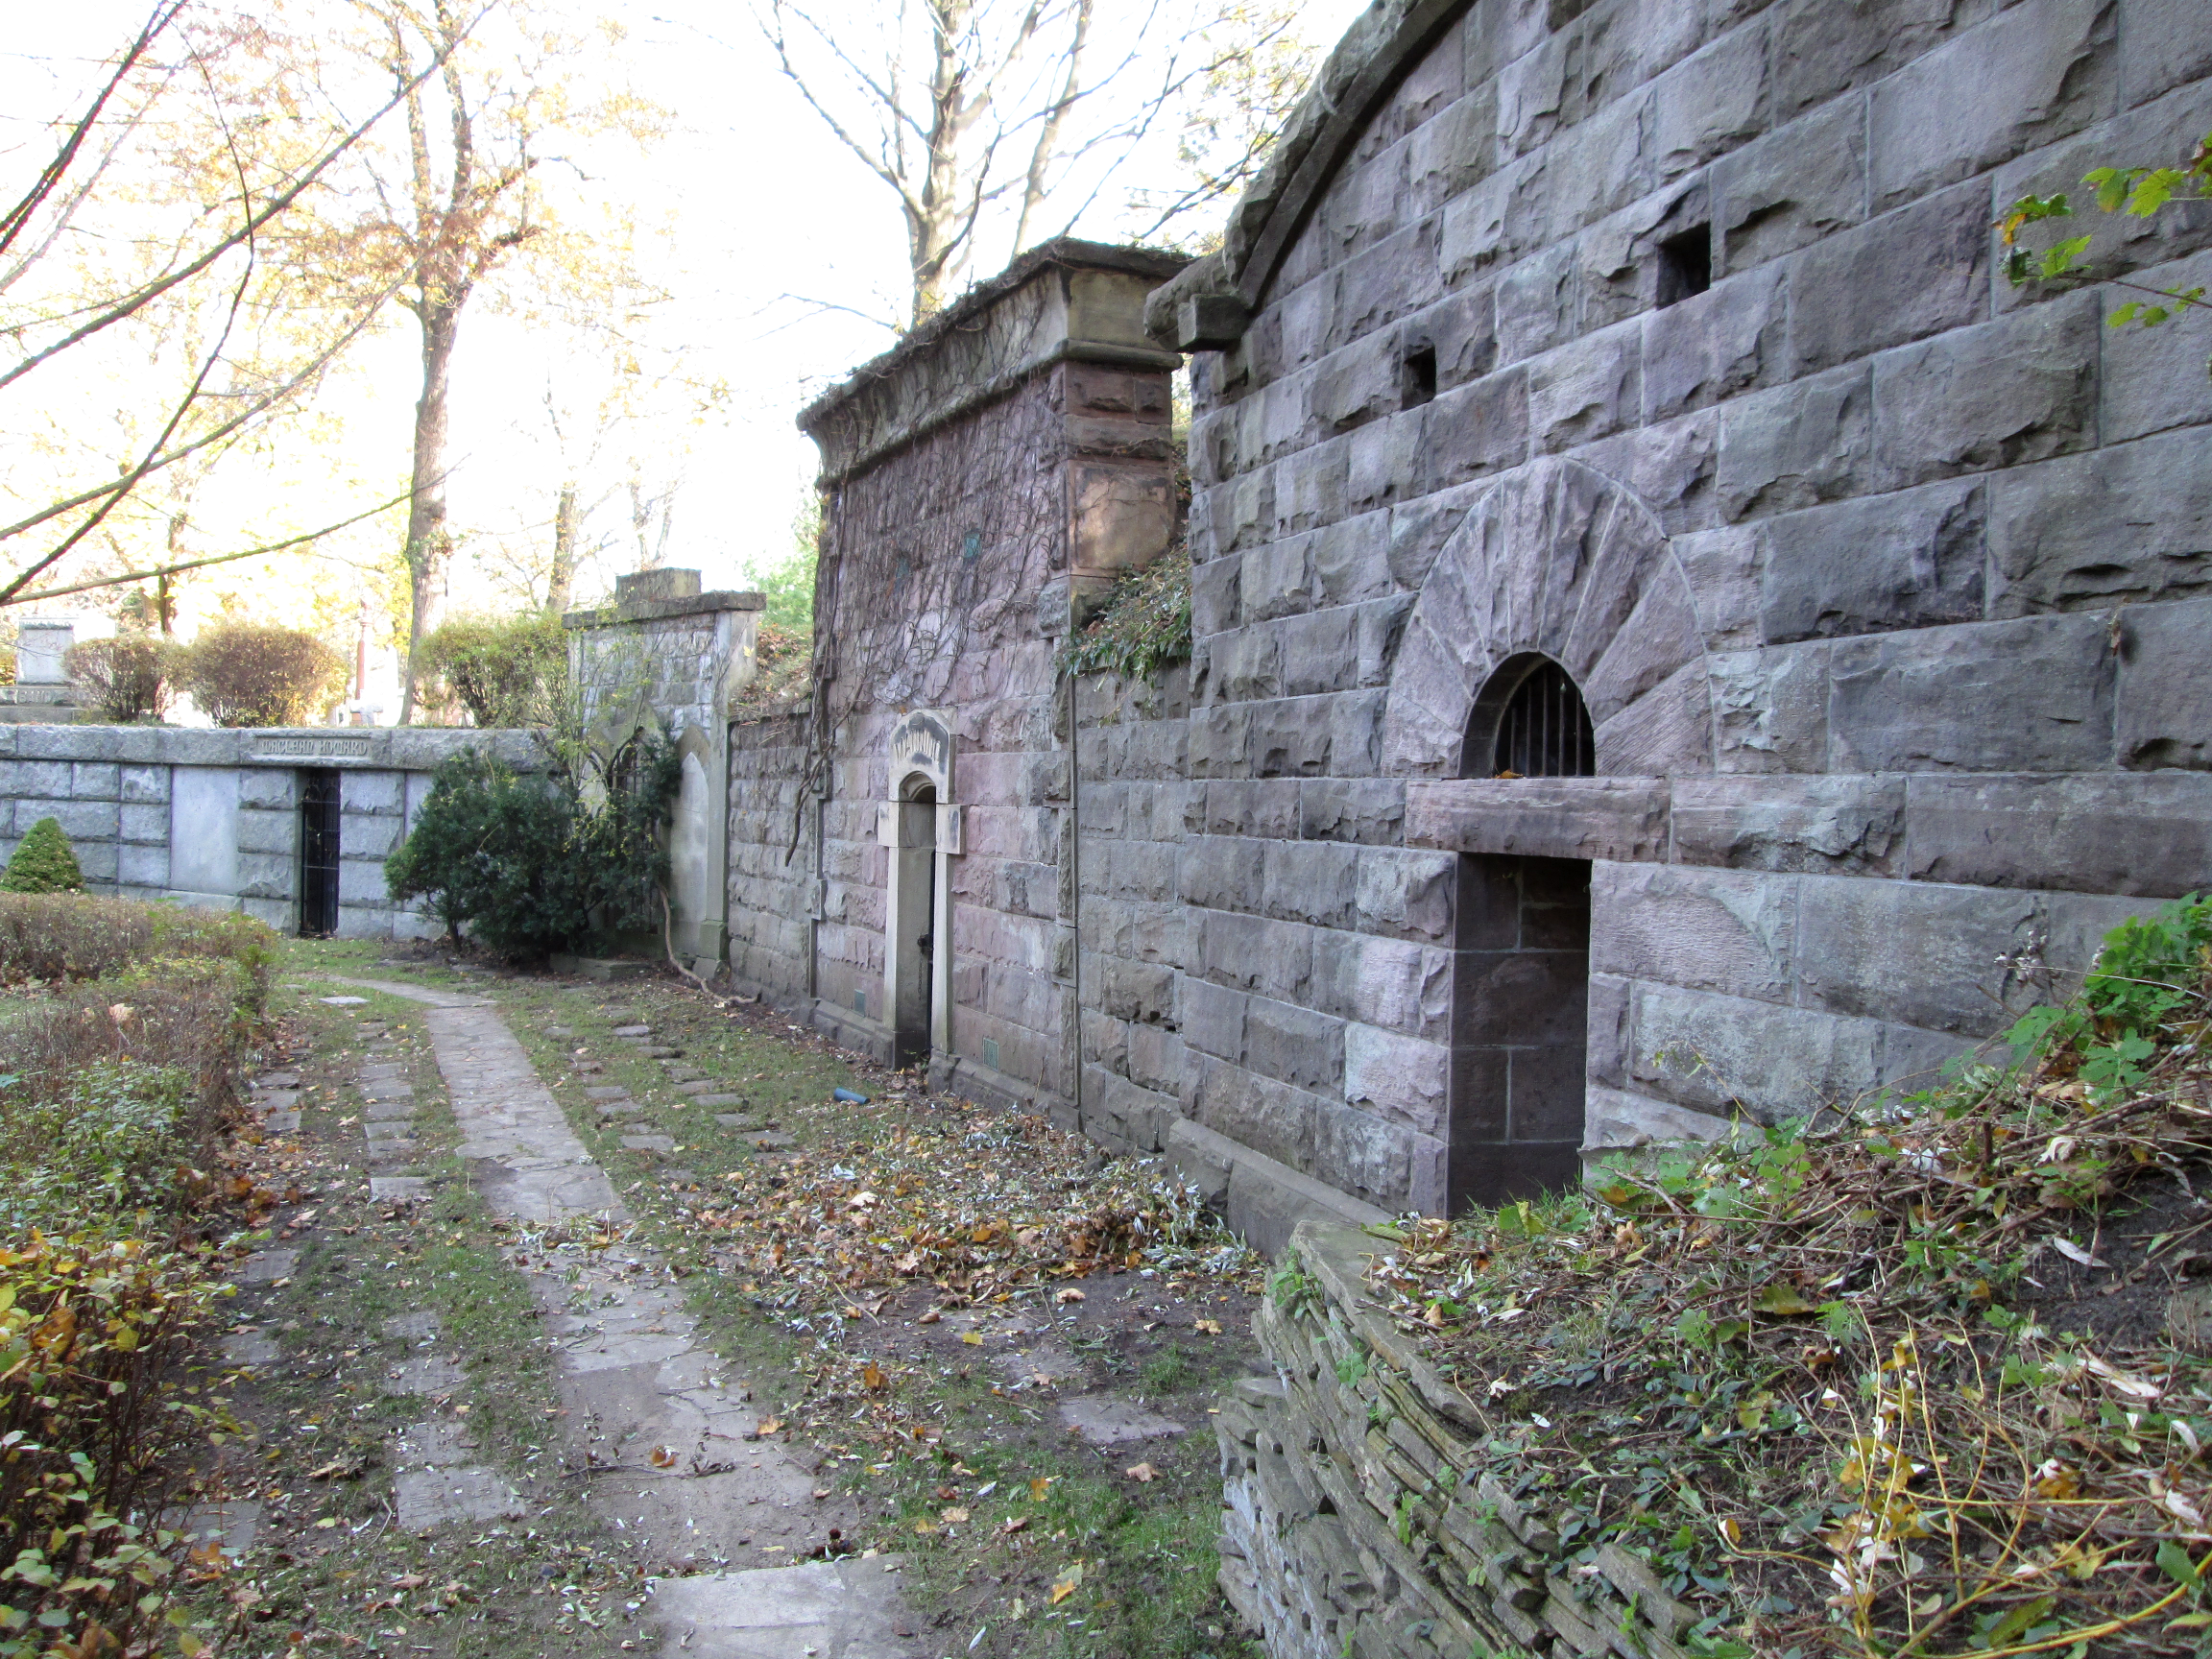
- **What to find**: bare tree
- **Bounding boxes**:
[0,3,442,613]
[757,0,1252,324]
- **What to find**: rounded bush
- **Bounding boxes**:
[1,817,84,895]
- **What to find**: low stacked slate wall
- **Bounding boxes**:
[1218,1220,1693,1659]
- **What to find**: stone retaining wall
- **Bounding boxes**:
[1219,1219,1694,1658]
[0,724,538,936]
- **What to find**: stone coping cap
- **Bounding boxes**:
[0,723,544,769]
[798,238,1192,437]
[1144,0,1467,349]
[564,589,763,630]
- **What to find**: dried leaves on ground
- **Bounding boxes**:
[1368,901,2212,1656]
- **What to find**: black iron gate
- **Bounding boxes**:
[299,770,341,937]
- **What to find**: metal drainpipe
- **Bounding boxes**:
[1068,663,1083,1136]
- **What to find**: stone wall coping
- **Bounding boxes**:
[563,590,762,630]
[0,723,543,770]
[802,238,1190,487]
[1143,0,1467,349]
[1290,1219,1483,1430]
[1166,1118,1391,1257]
[1225,1216,1702,1655]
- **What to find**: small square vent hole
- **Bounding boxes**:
[1657,224,1712,306]
[1401,342,1438,409]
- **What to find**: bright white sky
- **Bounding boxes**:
[2,0,1367,628]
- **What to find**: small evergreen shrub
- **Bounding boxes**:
[62,634,176,723]
[1,817,83,894]
[384,732,680,958]
[419,612,569,727]
[176,620,348,727]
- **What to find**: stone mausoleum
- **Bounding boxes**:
[720,0,2212,1249]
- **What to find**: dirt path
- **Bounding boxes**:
[309,975,915,1659]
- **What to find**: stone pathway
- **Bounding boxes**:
[306,975,916,1659]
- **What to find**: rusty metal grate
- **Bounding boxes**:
[1493,660,1595,778]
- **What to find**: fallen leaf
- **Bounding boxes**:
[313,1517,340,1530]
[1001,1516,1029,1535]
[1055,1287,1084,1305]
[1194,1318,1221,1334]
[2052,1237,2109,1269]
[1049,1563,1083,1604]
[389,1575,425,1590]
[650,1446,677,1469]
[1029,1477,1053,1502]
[305,1459,356,1480]
[962,1332,983,1346]
[755,1417,784,1436]
[941,1506,969,1524]
[1124,1462,1158,1483]
[916,1309,941,1325]
[863,1359,888,1391]
[1754,1282,1816,1316]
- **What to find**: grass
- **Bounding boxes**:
[179,982,650,1657]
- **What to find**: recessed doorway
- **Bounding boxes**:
[890,778,939,1069]
[299,769,341,938]
[1447,655,1594,1210]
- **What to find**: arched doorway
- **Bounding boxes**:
[889,775,939,1068]
[1449,655,1594,1210]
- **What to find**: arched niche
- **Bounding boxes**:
[1380,457,1716,781]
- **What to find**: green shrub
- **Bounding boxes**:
[383,732,680,958]
[0,893,273,985]
[1,818,83,894]
[176,619,348,727]
[419,611,569,727]
[62,635,176,723]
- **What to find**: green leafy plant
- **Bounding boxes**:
[418,611,569,727]
[62,635,176,723]
[1999,129,2212,375]
[175,620,348,727]
[383,729,681,958]
[0,818,83,895]
[1061,546,1192,682]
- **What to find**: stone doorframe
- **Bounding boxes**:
[877,709,964,1061]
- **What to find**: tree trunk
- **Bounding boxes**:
[399,299,459,722]
[547,481,579,613]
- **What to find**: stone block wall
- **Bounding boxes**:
[567,575,762,961]
[1128,0,2209,1196]
[725,710,815,999]
[1220,1220,1695,1658]
[0,726,536,937]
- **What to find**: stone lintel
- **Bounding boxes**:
[562,590,764,631]
[1405,778,1671,861]
[1408,772,2212,900]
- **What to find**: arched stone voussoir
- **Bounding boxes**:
[1380,457,1716,778]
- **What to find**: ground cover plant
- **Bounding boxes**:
[1365,895,2212,1657]
[0,894,280,1657]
